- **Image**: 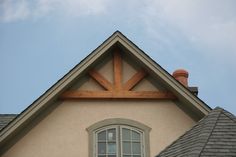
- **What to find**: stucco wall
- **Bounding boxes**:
[3,57,197,157]
[2,100,196,157]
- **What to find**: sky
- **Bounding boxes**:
[0,0,236,115]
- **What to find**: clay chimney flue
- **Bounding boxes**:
[172,69,189,87]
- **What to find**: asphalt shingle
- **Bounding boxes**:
[157,107,236,157]
[0,114,17,130]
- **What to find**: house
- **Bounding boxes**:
[0,31,234,157]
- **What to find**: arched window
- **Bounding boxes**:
[87,119,151,157]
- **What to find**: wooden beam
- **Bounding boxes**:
[121,91,176,99]
[88,69,113,91]
[116,91,176,99]
[60,90,176,99]
[123,70,147,91]
[113,50,122,91]
[60,91,113,99]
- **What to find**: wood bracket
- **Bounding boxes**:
[60,49,176,100]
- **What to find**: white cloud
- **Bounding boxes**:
[0,0,30,22]
[142,0,236,58]
[0,0,109,22]
[1,0,235,60]
[65,0,109,16]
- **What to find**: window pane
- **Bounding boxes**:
[108,142,116,154]
[107,129,116,141]
[132,130,140,141]
[98,142,106,154]
[123,141,131,154]
[122,128,131,140]
[95,126,144,157]
[98,131,106,141]
[132,142,141,154]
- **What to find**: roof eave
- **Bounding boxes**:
[0,31,121,150]
[0,31,211,154]
[115,33,211,116]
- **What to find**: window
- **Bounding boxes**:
[87,118,151,157]
[96,125,143,157]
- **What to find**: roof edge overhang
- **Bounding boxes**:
[0,31,121,153]
[115,32,211,115]
[0,31,211,154]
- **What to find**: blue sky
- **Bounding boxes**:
[0,0,236,115]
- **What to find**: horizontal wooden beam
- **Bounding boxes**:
[123,69,147,91]
[88,69,113,91]
[60,90,176,99]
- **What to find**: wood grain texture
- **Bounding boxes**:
[123,69,147,90]
[60,91,176,99]
[88,69,113,91]
[113,50,122,91]
[60,49,177,100]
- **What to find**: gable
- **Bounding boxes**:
[60,47,174,100]
[0,31,211,156]
[71,56,164,92]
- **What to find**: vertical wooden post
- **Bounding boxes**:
[113,49,122,91]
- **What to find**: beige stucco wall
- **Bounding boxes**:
[3,100,196,157]
[3,57,196,157]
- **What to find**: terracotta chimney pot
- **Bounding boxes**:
[172,69,189,87]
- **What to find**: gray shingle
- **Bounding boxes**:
[0,114,18,130]
[157,107,236,157]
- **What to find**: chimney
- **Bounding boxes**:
[172,69,189,87]
[172,69,198,95]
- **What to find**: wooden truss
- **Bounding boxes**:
[60,50,176,99]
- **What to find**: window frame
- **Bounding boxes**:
[120,125,144,157]
[95,125,119,156]
[87,118,151,157]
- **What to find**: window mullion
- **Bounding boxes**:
[118,126,121,157]
[140,130,144,157]
[106,129,108,157]
[95,133,97,157]
[131,129,133,156]
[94,124,146,157]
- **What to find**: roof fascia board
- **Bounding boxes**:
[116,33,210,115]
[0,32,120,142]
[0,31,210,146]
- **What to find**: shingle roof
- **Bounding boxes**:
[0,114,17,130]
[157,107,236,157]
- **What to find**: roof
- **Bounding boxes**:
[0,31,211,155]
[0,114,17,131]
[156,107,236,157]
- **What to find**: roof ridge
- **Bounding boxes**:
[156,108,220,157]
[221,108,236,122]
[198,109,222,156]
[214,106,236,122]
[156,107,236,157]
[156,115,204,156]
[0,31,211,156]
